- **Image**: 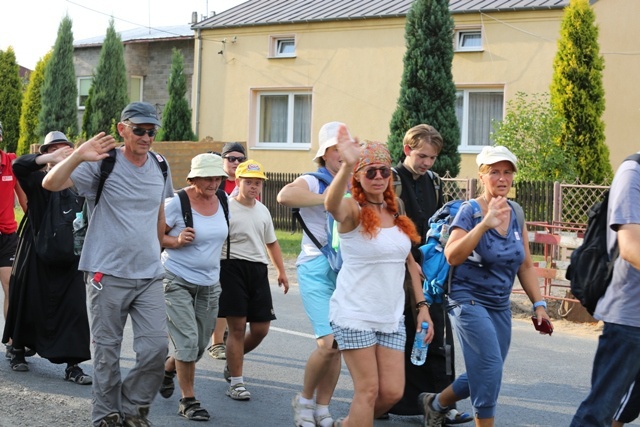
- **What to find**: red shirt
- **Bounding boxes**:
[0,151,18,234]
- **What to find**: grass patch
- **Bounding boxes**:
[275,229,302,258]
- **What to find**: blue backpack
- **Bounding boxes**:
[292,167,343,273]
[419,199,524,305]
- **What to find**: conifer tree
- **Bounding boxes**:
[82,19,128,137]
[158,48,195,141]
[550,0,611,183]
[0,48,24,153]
[388,0,460,176]
[38,15,78,140]
[18,53,51,155]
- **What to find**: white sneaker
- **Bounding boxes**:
[292,393,315,427]
[314,411,334,427]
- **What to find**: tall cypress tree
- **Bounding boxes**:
[0,48,24,153]
[159,48,195,141]
[38,15,78,140]
[550,0,610,183]
[82,19,128,137]
[388,0,460,176]
[18,52,51,155]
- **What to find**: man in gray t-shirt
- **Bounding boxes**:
[43,102,174,427]
[571,154,640,427]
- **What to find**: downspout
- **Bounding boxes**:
[194,28,203,136]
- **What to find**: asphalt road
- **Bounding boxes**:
[1,276,638,426]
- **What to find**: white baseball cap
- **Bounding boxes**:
[313,121,346,162]
[476,145,518,172]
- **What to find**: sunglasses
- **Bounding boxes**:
[224,156,246,163]
[363,166,391,180]
[123,123,157,138]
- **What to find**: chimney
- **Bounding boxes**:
[191,11,198,24]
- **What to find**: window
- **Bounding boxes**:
[455,89,504,151]
[455,28,483,52]
[77,77,92,109]
[129,76,143,102]
[255,90,311,147]
[269,35,296,58]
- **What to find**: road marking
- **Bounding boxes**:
[270,326,315,339]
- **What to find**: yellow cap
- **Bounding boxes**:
[235,159,268,180]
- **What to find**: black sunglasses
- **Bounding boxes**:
[224,156,246,163]
[363,166,391,180]
[124,123,157,138]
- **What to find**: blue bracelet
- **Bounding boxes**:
[532,300,547,311]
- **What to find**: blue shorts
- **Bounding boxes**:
[297,256,337,338]
[331,319,406,352]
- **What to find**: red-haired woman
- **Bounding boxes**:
[324,126,434,427]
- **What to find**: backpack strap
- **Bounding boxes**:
[177,189,193,228]
[294,210,324,251]
[508,200,525,233]
[392,167,402,198]
[95,148,117,206]
[149,152,169,182]
[216,189,231,259]
[427,170,442,207]
[294,168,334,248]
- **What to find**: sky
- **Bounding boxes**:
[0,0,246,70]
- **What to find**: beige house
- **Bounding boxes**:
[192,0,639,178]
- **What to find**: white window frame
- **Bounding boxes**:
[455,88,504,152]
[251,89,312,149]
[77,77,93,109]
[129,75,143,102]
[454,27,483,52]
[269,35,296,58]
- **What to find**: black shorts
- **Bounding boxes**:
[615,379,640,423]
[218,259,276,322]
[0,232,18,267]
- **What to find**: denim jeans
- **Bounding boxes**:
[571,322,640,427]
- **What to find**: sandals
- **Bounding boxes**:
[9,349,29,372]
[159,369,176,398]
[159,356,176,398]
[65,364,93,385]
[179,398,210,421]
[226,383,251,401]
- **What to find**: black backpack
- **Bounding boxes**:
[34,188,84,265]
[177,188,230,258]
[566,153,640,315]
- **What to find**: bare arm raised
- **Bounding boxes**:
[324,125,358,231]
[42,132,116,191]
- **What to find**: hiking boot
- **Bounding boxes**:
[226,383,251,401]
[207,343,226,360]
[65,364,92,385]
[98,413,122,427]
[10,349,29,372]
[223,363,231,383]
[123,406,152,427]
[292,393,315,427]
[419,392,447,427]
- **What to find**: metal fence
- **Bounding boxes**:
[263,172,607,232]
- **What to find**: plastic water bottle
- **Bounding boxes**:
[410,322,429,366]
[73,212,85,255]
